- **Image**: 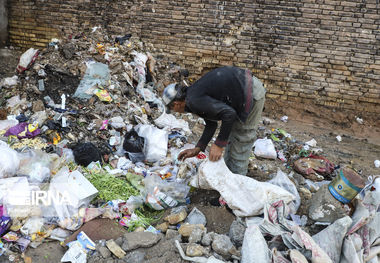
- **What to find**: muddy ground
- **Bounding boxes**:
[1,47,380,262]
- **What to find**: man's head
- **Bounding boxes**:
[162,83,187,113]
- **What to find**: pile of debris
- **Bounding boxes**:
[0,26,379,263]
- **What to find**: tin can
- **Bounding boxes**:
[328,167,365,203]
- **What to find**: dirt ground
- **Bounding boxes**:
[1,47,380,262]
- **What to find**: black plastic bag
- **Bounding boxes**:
[73,142,102,167]
[123,129,145,163]
[123,129,144,153]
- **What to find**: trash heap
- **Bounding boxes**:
[0,27,379,263]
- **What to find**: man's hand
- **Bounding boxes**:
[178,147,201,161]
[209,144,224,162]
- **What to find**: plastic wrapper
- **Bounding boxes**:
[0,216,11,236]
[136,124,168,163]
[16,236,31,252]
[61,231,95,263]
[193,159,295,217]
[132,51,148,92]
[94,88,112,102]
[2,231,19,242]
[4,122,41,139]
[253,138,277,159]
[16,48,39,73]
[0,143,20,179]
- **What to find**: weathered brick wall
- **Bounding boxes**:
[7,0,380,113]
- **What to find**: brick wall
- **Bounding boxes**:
[7,0,380,113]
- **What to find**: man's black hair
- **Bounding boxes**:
[173,84,187,102]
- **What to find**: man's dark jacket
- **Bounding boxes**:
[185,66,256,151]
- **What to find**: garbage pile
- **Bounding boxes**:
[0,26,379,263]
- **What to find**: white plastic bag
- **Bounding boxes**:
[136,124,168,163]
[20,217,44,236]
[17,48,39,72]
[109,116,126,129]
[269,169,301,214]
[0,119,18,131]
[253,138,277,159]
[193,159,295,217]
[0,75,18,87]
[154,113,191,135]
[0,144,20,178]
[18,150,51,183]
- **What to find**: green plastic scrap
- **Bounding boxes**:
[270,134,280,142]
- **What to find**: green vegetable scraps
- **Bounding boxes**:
[127,208,163,231]
[84,168,139,202]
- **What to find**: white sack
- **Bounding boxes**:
[241,225,271,263]
[292,225,333,263]
[193,159,295,217]
[312,216,352,263]
[340,235,364,263]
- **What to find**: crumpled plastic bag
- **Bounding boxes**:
[0,143,20,179]
[0,75,18,87]
[253,138,277,159]
[17,48,39,73]
[192,159,295,217]
[269,169,301,214]
[154,112,191,135]
[18,150,52,183]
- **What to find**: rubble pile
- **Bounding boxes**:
[0,27,379,263]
